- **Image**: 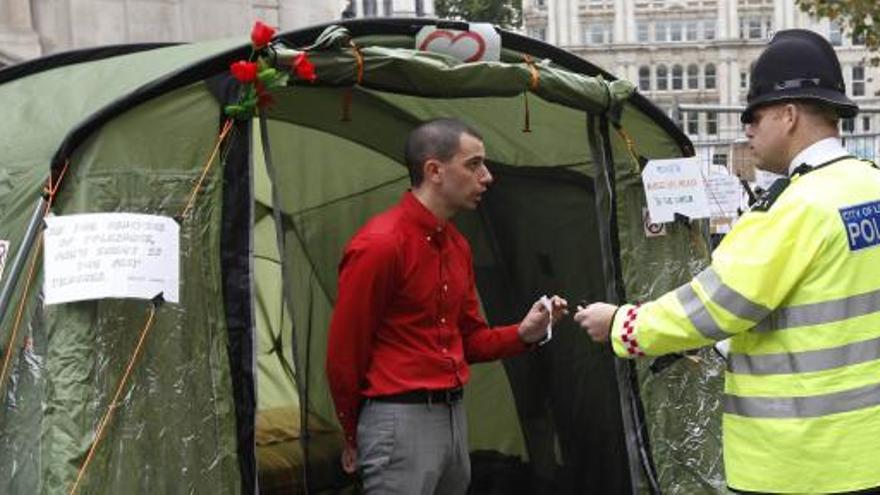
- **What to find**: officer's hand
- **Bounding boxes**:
[574,302,618,342]
[341,444,357,474]
[518,295,568,344]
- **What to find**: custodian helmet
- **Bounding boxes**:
[741,29,858,124]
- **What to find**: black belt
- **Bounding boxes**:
[372,387,463,404]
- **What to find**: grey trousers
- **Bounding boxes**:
[357,399,469,495]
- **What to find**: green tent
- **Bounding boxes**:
[0,18,725,494]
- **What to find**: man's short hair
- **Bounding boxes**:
[795,100,841,128]
[404,118,483,186]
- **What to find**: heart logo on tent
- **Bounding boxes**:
[418,30,486,62]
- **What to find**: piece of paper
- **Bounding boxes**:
[538,295,553,345]
[43,213,179,305]
[705,172,745,220]
[642,157,711,223]
[415,23,501,62]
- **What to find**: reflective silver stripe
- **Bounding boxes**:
[725,381,880,418]
[675,283,731,341]
[696,268,771,323]
[728,336,880,375]
[754,288,880,333]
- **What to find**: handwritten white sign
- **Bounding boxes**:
[706,172,745,220]
[0,240,9,282]
[43,213,179,305]
[642,157,711,223]
[415,24,501,62]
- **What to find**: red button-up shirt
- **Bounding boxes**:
[326,191,528,446]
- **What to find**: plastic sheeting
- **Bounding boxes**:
[611,130,726,494]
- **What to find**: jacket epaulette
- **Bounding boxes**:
[751,177,790,212]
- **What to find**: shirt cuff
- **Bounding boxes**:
[611,304,645,358]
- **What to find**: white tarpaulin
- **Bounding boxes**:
[43,213,179,305]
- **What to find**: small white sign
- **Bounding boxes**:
[43,213,179,305]
[642,157,711,223]
[415,24,501,62]
[0,240,9,282]
[705,173,745,220]
[642,208,667,238]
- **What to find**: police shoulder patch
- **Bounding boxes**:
[751,178,790,212]
[840,200,880,251]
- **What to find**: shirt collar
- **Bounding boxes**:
[787,137,849,176]
[401,191,447,235]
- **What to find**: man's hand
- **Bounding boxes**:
[341,444,357,474]
[574,302,618,342]
[518,295,568,344]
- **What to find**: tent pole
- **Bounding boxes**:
[0,197,45,323]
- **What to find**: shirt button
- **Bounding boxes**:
[440,317,446,324]
[442,347,448,353]
[426,235,431,242]
[443,284,448,292]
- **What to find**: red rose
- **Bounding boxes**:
[293,52,317,83]
[251,21,276,49]
[230,60,258,83]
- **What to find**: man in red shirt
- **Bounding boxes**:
[326,118,567,494]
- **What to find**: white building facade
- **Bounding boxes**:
[523,0,879,165]
[0,0,433,68]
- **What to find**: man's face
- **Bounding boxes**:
[744,104,790,174]
[436,133,493,212]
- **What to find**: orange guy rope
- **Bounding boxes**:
[68,304,158,495]
[178,118,234,221]
[0,159,69,396]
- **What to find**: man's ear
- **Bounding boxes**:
[423,159,441,184]
[783,103,799,131]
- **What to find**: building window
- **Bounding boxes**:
[415,0,424,16]
[687,113,699,135]
[705,64,716,89]
[707,111,718,135]
[383,0,392,15]
[585,23,609,44]
[528,26,547,41]
[829,21,842,46]
[863,116,871,132]
[703,19,716,40]
[536,0,545,6]
[713,153,728,166]
[363,0,377,16]
[671,21,683,42]
[672,64,684,90]
[657,65,669,90]
[748,18,762,39]
[852,65,865,97]
[686,21,698,41]
[656,21,668,42]
[688,64,699,89]
[740,70,748,89]
[637,22,649,42]
[740,16,770,40]
[639,66,651,91]
[842,118,855,133]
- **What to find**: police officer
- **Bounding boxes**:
[575,29,880,494]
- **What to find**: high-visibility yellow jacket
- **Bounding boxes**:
[611,157,880,493]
